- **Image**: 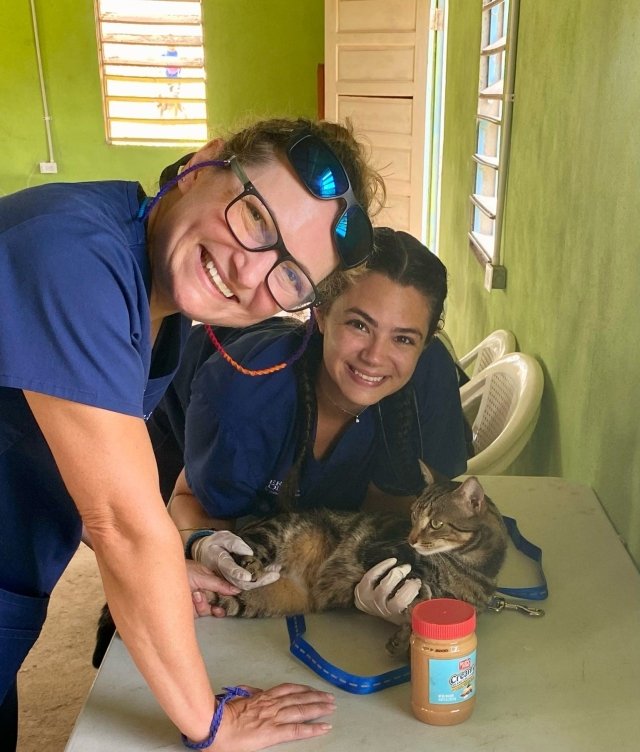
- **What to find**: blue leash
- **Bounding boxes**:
[496,515,548,600]
[286,614,410,695]
[285,515,547,694]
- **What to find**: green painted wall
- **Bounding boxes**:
[204,0,324,131]
[440,0,640,567]
[1,0,323,196]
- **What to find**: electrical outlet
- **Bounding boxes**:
[39,161,58,174]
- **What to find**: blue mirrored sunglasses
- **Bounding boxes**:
[286,132,374,269]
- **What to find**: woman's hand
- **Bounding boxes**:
[186,560,242,617]
[354,557,422,625]
[191,531,281,591]
[202,683,335,752]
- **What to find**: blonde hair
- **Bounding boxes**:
[219,117,385,218]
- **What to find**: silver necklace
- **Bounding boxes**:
[318,383,367,423]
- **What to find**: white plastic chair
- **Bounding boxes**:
[458,329,517,378]
[461,353,544,475]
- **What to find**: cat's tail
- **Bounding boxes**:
[92,602,116,668]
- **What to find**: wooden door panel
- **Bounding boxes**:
[326,0,429,238]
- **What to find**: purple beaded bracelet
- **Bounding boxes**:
[182,686,251,750]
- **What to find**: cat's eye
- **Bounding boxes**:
[430,519,444,530]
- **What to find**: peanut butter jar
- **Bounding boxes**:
[410,598,477,725]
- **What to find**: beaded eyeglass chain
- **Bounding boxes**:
[137,159,227,222]
[204,310,316,377]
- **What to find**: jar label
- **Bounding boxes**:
[428,650,476,704]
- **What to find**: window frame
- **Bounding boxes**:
[468,0,520,290]
[94,0,208,147]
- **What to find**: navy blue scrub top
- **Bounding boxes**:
[0,181,192,597]
[0,180,192,705]
[148,319,468,520]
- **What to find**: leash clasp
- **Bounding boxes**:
[488,596,545,617]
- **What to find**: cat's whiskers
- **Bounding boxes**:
[432,551,448,570]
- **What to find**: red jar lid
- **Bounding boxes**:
[412,598,476,640]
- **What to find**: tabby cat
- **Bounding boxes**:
[92,475,507,664]
[209,474,508,654]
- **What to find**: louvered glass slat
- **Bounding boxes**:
[102,43,204,66]
[474,153,499,170]
[482,0,505,11]
[469,229,495,259]
[100,21,202,44]
[104,65,205,80]
[109,120,207,142]
[477,97,502,123]
[105,78,205,98]
[99,0,201,23]
[101,33,203,46]
[107,100,207,120]
[482,35,506,55]
[471,193,497,220]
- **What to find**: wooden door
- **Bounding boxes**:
[325,0,430,238]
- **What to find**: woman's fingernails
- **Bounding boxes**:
[193,591,203,604]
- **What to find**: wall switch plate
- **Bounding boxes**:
[39,161,58,174]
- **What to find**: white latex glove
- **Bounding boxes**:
[354,557,422,625]
[191,530,281,590]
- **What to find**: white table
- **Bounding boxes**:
[65,477,640,751]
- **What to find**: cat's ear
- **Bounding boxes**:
[419,461,451,487]
[419,460,436,486]
[459,476,485,515]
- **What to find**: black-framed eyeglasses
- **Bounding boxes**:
[192,132,373,311]
[224,156,320,312]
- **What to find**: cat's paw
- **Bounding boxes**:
[238,555,263,576]
[419,584,432,601]
[208,593,242,617]
[238,557,282,585]
[386,623,411,657]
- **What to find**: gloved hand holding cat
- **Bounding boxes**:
[191,530,282,590]
[354,557,422,625]
[193,532,423,624]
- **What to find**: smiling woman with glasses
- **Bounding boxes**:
[152,127,377,313]
[0,116,383,752]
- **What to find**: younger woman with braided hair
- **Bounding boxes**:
[165,227,468,624]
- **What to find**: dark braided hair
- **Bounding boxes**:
[276,227,449,509]
[276,329,324,510]
[371,228,448,488]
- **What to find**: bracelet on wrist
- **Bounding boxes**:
[182,686,250,750]
[184,529,216,560]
